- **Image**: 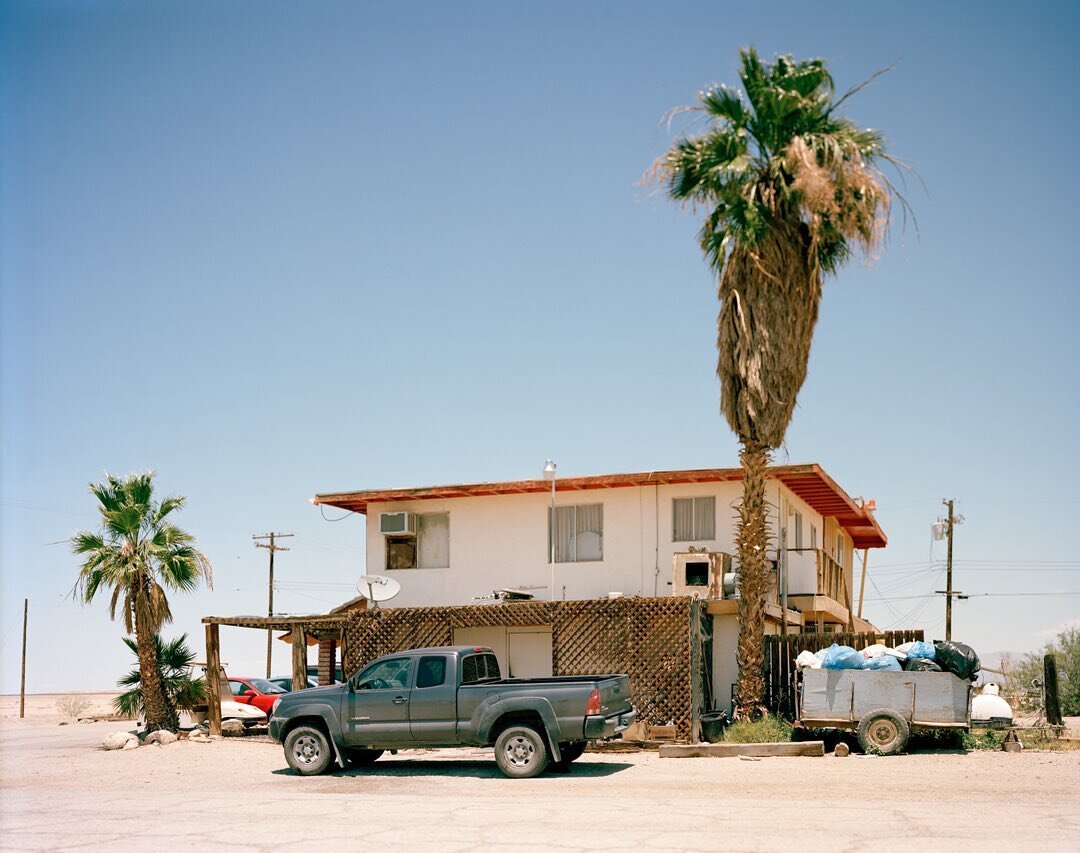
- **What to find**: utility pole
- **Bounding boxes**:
[933,500,965,641]
[19,599,28,719]
[254,532,293,678]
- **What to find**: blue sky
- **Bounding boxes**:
[2,1,1078,692]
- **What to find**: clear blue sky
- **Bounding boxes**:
[2,1,1077,692]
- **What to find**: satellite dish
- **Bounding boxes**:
[356,574,401,607]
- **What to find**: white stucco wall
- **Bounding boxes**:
[361,480,826,608]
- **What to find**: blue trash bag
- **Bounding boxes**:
[865,655,902,671]
[906,641,936,660]
[819,644,866,670]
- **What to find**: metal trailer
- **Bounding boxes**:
[796,668,972,755]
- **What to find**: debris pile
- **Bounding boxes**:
[796,640,981,681]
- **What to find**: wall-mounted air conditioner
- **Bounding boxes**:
[672,550,733,600]
[379,511,418,536]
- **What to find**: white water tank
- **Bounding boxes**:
[971,683,1013,728]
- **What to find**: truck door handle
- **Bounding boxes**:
[393,696,408,704]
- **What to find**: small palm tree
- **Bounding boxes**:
[115,633,206,721]
[72,472,212,732]
[656,49,902,719]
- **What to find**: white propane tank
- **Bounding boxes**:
[971,683,1013,728]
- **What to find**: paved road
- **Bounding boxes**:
[2,721,1078,852]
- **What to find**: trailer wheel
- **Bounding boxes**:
[857,709,910,756]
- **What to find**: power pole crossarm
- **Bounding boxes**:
[253,532,293,678]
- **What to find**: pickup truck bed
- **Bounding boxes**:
[269,646,636,778]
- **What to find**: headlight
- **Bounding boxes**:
[271,697,282,717]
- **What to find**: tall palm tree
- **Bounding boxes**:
[72,473,213,732]
[657,49,900,719]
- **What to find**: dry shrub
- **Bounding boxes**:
[56,696,92,719]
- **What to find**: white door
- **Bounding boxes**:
[507,627,553,678]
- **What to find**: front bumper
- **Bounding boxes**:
[584,707,637,740]
[268,717,285,742]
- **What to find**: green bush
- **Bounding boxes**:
[723,715,794,743]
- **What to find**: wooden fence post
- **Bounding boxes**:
[205,623,222,736]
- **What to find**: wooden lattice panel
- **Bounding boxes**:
[341,597,705,741]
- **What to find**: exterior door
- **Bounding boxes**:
[409,653,457,743]
[507,628,553,678]
[342,656,414,746]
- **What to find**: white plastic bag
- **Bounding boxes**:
[795,650,822,669]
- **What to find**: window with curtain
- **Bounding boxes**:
[793,511,803,549]
[549,503,603,562]
[672,496,716,542]
[418,512,450,568]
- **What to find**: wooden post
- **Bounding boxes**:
[205,623,222,736]
[857,548,869,619]
[1044,654,1063,726]
[292,627,307,692]
[19,598,28,719]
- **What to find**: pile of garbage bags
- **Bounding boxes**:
[795,639,980,680]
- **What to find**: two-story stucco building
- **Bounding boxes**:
[313,463,886,715]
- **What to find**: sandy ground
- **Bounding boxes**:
[2,694,1079,852]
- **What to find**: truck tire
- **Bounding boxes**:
[857,709,910,756]
[284,726,334,775]
[494,725,549,778]
[344,748,384,767]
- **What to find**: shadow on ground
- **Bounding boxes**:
[272,758,634,779]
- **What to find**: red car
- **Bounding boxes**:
[227,677,288,715]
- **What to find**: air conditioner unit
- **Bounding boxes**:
[379,511,418,536]
[672,551,733,600]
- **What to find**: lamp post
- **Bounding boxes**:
[543,459,556,601]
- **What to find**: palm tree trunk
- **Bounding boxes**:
[134,609,177,733]
[734,441,771,721]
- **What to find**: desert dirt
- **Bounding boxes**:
[2,693,1079,852]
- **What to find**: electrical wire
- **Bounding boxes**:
[319,505,356,523]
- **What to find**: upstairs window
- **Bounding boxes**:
[793,511,803,550]
[549,503,603,562]
[673,496,716,542]
[387,512,450,569]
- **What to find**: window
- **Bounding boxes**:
[354,657,413,690]
[461,653,501,684]
[673,496,716,542]
[549,503,603,562]
[386,512,450,569]
[810,524,818,550]
[793,511,803,550]
[836,533,846,569]
[416,656,447,689]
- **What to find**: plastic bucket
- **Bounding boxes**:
[700,711,728,743]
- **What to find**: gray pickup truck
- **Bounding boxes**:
[268,646,636,778]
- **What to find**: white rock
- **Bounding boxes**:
[221,720,244,735]
[122,738,140,750]
[144,730,178,746]
[102,731,138,751]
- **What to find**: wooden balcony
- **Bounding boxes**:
[787,549,856,631]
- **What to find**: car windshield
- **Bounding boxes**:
[248,679,287,694]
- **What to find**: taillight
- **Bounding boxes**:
[585,687,601,716]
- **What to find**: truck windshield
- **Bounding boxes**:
[461,653,500,684]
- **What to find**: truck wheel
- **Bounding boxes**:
[494,725,549,778]
[857,710,910,756]
[284,726,333,775]
[345,748,384,767]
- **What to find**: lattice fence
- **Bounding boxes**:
[341,597,708,740]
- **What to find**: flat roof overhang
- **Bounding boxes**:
[314,463,887,549]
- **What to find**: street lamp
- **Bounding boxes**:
[543,459,556,601]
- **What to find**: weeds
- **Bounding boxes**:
[723,715,793,743]
[56,696,92,719]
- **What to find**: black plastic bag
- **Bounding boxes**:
[904,657,942,672]
[933,640,980,680]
